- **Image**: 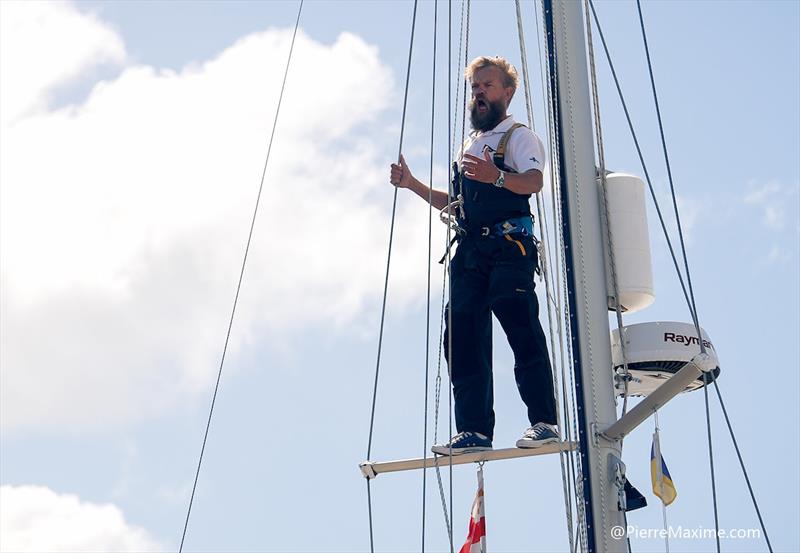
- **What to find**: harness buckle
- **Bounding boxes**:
[439,195,466,232]
[493,216,534,238]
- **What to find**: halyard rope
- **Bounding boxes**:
[421,1,439,550]
[365,2,419,550]
[515,1,577,550]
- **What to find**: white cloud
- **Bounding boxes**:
[0,485,163,553]
[743,179,798,231]
[674,194,701,241]
[1,3,441,432]
[645,189,704,247]
[0,1,126,126]
[766,244,792,266]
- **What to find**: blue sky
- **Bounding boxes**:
[1,1,797,552]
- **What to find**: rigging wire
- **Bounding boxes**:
[530,2,584,540]
[452,0,471,542]
[432,0,469,547]
[653,411,671,553]
[537,1,587,547]
[634,0,704,348]
[421,0,439,550]
[365,1,419,550]
[544,1,606,546]
[582,0,632,418]
[587,4,776,551]
[711,379,773,552]
[436,1,470,548]
[177,2,304,550]
[586,1,723,547]
[449,0,469,173]
[635,4,770,550]
[586,0,699,328]
[636,2,775,549]
[702,379,721,553]
[582,0,635,547]
[513,2,576,551]
[580,13,722,538]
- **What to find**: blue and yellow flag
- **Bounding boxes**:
[650,433,677,506]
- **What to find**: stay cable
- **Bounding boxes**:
[178,2,304,551]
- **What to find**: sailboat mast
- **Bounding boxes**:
[542,1,626,552]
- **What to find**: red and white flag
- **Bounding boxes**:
[459,467,486,553]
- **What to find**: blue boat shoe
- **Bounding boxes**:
[431,431,492,456]
[516,422,560,448]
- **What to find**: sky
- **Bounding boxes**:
[0,1,798,552]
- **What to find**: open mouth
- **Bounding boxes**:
[476,99,488,113]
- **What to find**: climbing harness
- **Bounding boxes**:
[482,215,533,238]
[491,122,526,167]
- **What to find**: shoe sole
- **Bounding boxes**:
[431,446,492,456]
[516,437,559,449]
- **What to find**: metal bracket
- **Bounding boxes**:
[592,422,616,446]
[692,351,716,373]
[359,461,377,480]
[590,422,600,447]
[608,453,627,512]
[613,367,632,392]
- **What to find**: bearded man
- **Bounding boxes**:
[390,56,558,455]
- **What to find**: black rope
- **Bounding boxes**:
[178,3,304,550]
[421,0,439,550]
[712,379,773,551]
[431,1,458,547]
[587,0,699,326]
[542,1,597,549]
[538,2,585,546]
[365,1,419,550]
[366,479,375,552]
[516,2,577,550]
[589,2,728,546]
[636,0,721,545]
[450,3,469,545]
[635,0,705,348]
[702,379,722,553]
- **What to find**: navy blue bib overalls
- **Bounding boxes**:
[444,159,557,440]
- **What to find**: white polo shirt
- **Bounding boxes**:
[457,115,547,175]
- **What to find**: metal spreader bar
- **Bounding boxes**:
[603,352,716,441]
[360,441,577,480]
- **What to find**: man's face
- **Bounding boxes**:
[468,66,514,132]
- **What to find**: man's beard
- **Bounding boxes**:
[469,97,505,132]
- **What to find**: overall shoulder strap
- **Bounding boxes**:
[493,122,526,171]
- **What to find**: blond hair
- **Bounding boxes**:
[464,56,519,93]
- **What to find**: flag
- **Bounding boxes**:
[650,432,677,506]
[459,468,487,553]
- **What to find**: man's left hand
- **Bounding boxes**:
[462,150,501,184]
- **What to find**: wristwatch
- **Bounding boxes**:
[493,170,505,188]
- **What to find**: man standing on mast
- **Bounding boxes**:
[389,56,559,454]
